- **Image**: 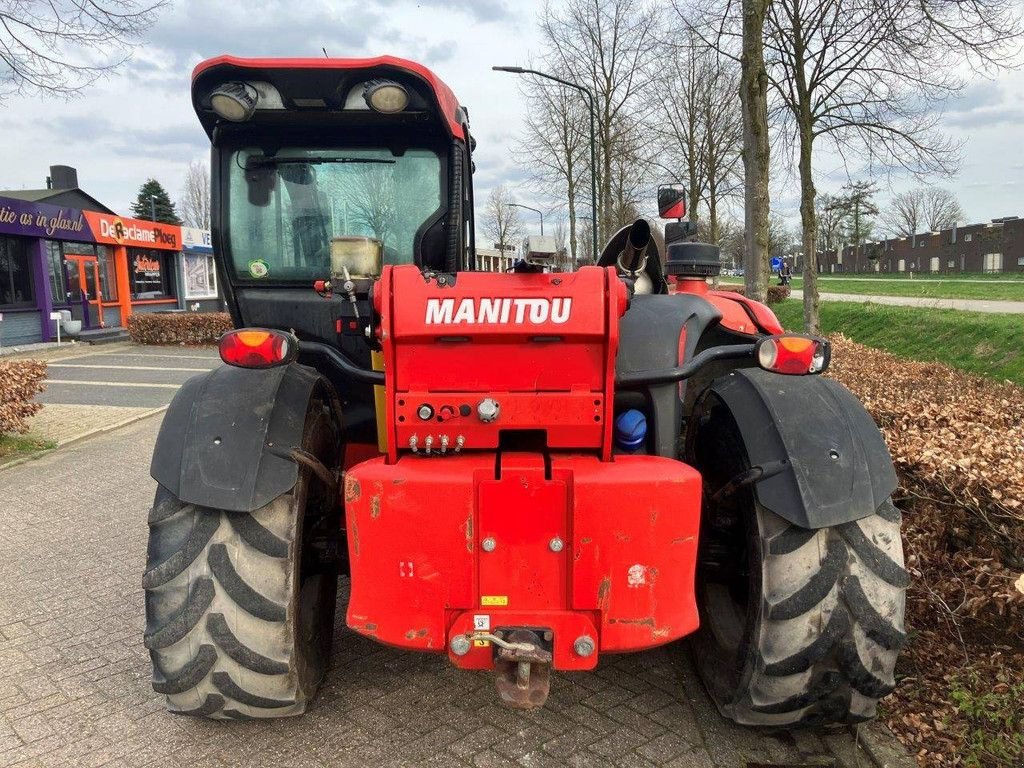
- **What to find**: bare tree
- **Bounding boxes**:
[0,0,165,101]
[880,187,924,238]
[815,192,845,252]
[179,161,211,230]
[540,0,661,244]
[761,0,1021,332]
[921,187,966,232]
[481,185,524,254]
[653,32,743,244]
[517,75,590,266]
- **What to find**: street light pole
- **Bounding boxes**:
[508,203,544,236]
[149,195,157,222]
[492,65,598,267]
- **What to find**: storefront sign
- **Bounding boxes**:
[0,195,195,253]
[84,211,180,249]
[134,254,162,277]
[0,197,88,240]
[181,226,213,253]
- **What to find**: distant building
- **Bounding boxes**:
[0,165,219,347]
[476,242,516,272]
[816,216,1023,274]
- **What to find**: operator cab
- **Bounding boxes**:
[192,56,476,441]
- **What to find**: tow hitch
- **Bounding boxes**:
[466,629,553,709]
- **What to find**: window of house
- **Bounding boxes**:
[129,249,174,298]
[1017,256,1024,267]
[964,233,973,242]
[183,252,218,299]
[0,236,34,308]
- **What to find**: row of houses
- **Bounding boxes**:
[812,216,1024,274]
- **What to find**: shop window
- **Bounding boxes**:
[97,246,117,301]
[130,249,174,298]
[46,240,68,302]
[0,236,34,308]
[183,252,218,299]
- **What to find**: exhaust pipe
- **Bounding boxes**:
[619,219,651,274]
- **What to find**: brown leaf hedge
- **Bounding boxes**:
[0,360,46,434]
[128,312,233,346]
[826,335,1024,766]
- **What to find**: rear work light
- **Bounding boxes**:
[756,334,830,375]
[219,328,298,369]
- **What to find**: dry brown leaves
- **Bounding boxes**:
[826,335,1024,766]
[0,360,47,434]
[127,312,233,346]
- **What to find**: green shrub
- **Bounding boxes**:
[128,312,232,345]
[0,360,46,434]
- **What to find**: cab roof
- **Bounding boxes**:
[191,55,466,141]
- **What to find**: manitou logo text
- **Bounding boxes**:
[425,297,572,325]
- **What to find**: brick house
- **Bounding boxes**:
[817,216,1023,274]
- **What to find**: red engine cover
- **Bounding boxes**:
[375,265,628,462]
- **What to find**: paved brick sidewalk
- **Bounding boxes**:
[0,418,911,768]
[27,404,162,447]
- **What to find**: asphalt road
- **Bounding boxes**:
[37,346,221,409]
[0,417,910,768]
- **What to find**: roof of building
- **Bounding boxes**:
[0,188,116,215]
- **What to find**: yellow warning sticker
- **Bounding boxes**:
[473,639,491,648]
[481,595,508,606]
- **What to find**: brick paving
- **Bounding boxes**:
[0,418,910,768]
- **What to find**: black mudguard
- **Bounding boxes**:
[151,363,337,513]
[704,368,897,529]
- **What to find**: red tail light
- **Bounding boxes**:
[756,334,830,375]
[219,328,298,368]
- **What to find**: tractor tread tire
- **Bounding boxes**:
[725,500,907,727]
[143,485,318,720]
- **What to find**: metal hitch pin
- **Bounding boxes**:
[454,435,465,454]
[424,435,434,456]
[410,435,418,454]
[440,435,449,455]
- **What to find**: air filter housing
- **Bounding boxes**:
[665,242,721,278]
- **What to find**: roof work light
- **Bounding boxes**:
[362,79,409,113]
[210,82,258,122]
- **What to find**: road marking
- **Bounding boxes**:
[48,364,214,372]
[98,353,219,360]
[46,380,182,389]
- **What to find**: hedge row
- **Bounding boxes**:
[128,312,233,345]
[714,283,792,304]
[0,360,46,434]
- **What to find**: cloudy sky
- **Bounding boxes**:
[0,0,1021,235]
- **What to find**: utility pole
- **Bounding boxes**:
[508,203,544,236]
[493,65,598,266]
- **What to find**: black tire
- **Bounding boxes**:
[143,402,340,719]
[691,400,908,727]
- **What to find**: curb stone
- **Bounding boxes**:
[0,405,167,471]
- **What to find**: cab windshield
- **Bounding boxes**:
[227,147,443,281]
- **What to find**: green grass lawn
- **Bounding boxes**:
[0,433,56,465]
[720,275,1024,301]
[771,300,1024,386]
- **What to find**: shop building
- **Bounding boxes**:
[0,167,219,347]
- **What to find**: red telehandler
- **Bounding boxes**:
[143,55,907,726]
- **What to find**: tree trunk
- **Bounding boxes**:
[798,121,819,334]
[740,0,770,304]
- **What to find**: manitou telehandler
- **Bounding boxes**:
[143,55,907,725]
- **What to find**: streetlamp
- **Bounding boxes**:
[149,195,157,222]
[492,65,598,265]
[508,202,544,236]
